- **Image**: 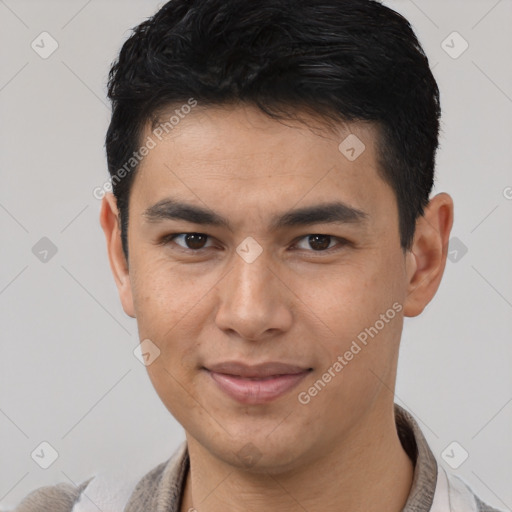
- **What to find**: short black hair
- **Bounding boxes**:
[106,0,441,259]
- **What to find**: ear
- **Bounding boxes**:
[99,193,135,318]
[403,192,454,317]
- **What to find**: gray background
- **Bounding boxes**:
[1,0,511,509]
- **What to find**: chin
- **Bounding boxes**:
[208,430,310,475]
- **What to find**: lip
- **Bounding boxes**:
[206,361,311,378]
[204,361,312,405]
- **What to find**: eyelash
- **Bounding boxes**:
[158,232,350,255]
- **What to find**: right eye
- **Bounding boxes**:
[159,232,215,252]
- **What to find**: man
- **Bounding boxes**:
[11,0,503,511]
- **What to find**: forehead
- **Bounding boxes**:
[144,103,379,171]
[130,103,395,227]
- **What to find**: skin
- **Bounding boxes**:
[100,103,453,512]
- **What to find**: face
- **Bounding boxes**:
[101,103,452,474]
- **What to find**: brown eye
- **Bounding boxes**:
[295,234,338,252]
[167,233,213,251]
[183,233,208,250]
[307,235,332,251]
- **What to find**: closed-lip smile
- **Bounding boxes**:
[203,361,313,404]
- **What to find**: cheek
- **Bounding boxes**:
[130,253,204,335]
[132,259,205,416]
[296,252,404,374]
[294,266,403,432]
[129,254,219,378]
[298,256,397,327]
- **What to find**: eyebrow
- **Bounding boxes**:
[143,198,368,231]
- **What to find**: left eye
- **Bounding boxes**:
[162,233,346,253]
[294,234,344,252]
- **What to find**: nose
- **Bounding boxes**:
[214,248,293,342]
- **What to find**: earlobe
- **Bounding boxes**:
[99,193,136,318]
[403,193,454,317]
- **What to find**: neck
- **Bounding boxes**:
[180,403,414,512]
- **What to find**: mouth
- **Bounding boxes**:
[203,361,313,405]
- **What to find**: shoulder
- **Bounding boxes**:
[8,441,189,512]
[7,477,93,512]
